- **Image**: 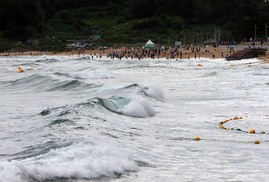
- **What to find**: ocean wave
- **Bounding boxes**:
[49,118,74,126]
[46,80,83,91]
[11,140,73,161]
[0,141,138,182]
[202,71,218,77]
[99,95,155,118]
[139,86,164,101]
[4,74,96,92]
[8,74,53,88]
[113,84,164,102]
[4,74,61,92]
[37,84,159,119]
[35,58,59,63]
[68,68,114,79]
[110,83,142,96]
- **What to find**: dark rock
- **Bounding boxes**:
[226,48,267,61]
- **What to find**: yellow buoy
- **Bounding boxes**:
[254,140,260,144]
[249,129,256,134]
[194,136,201,141]
[233,116,239,120]
[18,66,24,73]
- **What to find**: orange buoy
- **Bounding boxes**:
[198,63,203,67]
[249,129,256,134]
[194,136,201,141]
[18,66,24,73]
[254,140,260,144]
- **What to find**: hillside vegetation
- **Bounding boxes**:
[0,0,269,51]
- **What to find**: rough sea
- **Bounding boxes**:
[0,55,268,182]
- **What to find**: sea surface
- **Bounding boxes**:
[0,55,268,182]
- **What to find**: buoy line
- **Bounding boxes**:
[219,115,266,134]
[219,115,266,144]
[171,136,267,145]
[219,116,243,131]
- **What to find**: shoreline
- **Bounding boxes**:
[0,46,268,63]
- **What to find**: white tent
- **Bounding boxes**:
[145,39,155,48]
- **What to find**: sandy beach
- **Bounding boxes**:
[54,46,241,60]
[0,45,268,62]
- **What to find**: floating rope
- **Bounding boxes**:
[219,115,266,134]
[218,115,266,144]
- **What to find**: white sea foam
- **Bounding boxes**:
[1,55,269,182]
[0,161,22,182]
[119,96,155,117]
[143,86,164,101]
[0,142,137,182]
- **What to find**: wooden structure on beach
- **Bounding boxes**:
[226,48,267,61]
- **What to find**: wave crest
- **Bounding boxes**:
[68,68,113,79]
[99,96,155,118]
[141,86,164,101]
[0,141,138,181]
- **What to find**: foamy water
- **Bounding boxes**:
[0,55,268,182]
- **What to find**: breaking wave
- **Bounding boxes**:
[0,141,138,182]
[99,95,155,118]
